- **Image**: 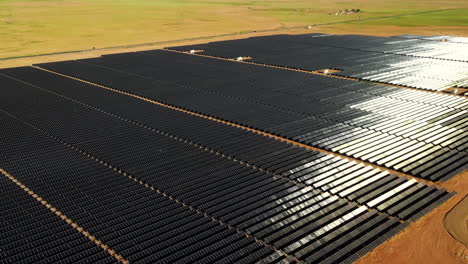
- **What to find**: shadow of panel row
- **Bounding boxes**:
[0,114,288,264]
[0,68,457,221]
[168,34,468,91]
[25,52,468,182]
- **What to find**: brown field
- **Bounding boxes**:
[1,0,468,59]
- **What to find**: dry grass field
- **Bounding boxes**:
[1,0,468,58]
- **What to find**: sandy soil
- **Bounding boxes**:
[357,170,468,264]
[445,195,468,247]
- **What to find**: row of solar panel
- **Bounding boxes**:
[24,52,467,181]
[168,34,468,91]
[0,69,453,263]
[301,34,468,62]
[394,34,468,44]
[333,59,468,92]
[0,70,455,221]
[353,85,465,109]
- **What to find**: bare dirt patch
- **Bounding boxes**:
[357,170,468,264]
[445,195,468,247]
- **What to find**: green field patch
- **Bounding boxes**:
[361,9,468,27]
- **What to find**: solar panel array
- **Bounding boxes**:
[31,51,467,182]
[0,33,466,263]
[170,34,468,91]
